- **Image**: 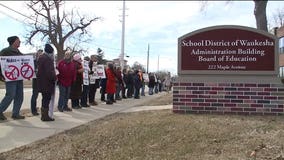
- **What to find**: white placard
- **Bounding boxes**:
[0,55,35,81]
[91,65,106,79]
[83,60,89,85]
[143,73,149,83]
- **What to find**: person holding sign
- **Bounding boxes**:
[0,36,25,120]
[80,56,91,108]
[88,55,100,106]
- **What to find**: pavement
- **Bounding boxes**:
[0,88,172,153]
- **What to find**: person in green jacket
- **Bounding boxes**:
[0,36,25,120]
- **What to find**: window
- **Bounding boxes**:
[280,37,284,54]
[280,66,284,78]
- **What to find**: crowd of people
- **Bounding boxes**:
[0,35,172,122]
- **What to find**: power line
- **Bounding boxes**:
[0,2,48,27]
[0,2,136,56]
[0,3,35,23]
[0,9,28,25]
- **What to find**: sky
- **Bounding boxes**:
[0,1,283,75]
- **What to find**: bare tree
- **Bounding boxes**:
[200,0,268,32]
[272,8,284,27]
[24,0,101,61]
[132,61,146,72]
[253,0,268,31]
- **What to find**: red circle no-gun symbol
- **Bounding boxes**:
[4,65,20,80]
[21,64,34,79]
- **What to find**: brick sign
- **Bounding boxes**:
[178,25,278,75]
[174,25,282,116]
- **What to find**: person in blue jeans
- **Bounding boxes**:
[57,50,76,112]
[0,36,25,120]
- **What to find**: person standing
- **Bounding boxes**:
[100,65,107,102]
[139,70,145,96]
[57,50,76,112]
[133,70,142,99]
[105,62,116,104]
[121,68,128,99]
[80,56,90,108]
[126,70,134,98]
[0,36,25,120]
[37,44,57,121]
[115,66,123,101]
[70,53,84,109]
[164,73,171,93]
[88,55,100,106]
[148,72,155,95]
[30,49,43,116]
[48,52,59,119]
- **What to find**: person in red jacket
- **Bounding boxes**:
[105,62,116,104]
[56,50,76,112]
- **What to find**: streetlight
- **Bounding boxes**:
[120,0,126,69]
[147,43,150,73]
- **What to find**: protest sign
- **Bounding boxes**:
[0,55,35,81]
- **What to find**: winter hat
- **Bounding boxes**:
[44,44,54,54]
[73,53,82,62]
[7,36,19,45]
[84,56,90,61]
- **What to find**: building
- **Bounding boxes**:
[276,26,284,77]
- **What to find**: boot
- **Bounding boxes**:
[41,108,55,121]
[106,100,113,105]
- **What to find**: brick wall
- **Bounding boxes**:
[173,82,284,115]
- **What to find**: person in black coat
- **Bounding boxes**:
[133,70,142,99]
[148,72,156,95]
[37,44,57,121]
[121,68,128,99]
[126,70,134,98]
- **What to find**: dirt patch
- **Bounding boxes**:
[1,92,284,160]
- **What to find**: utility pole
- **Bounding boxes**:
[147,43,150,73]
[120,0,126,70]
[157,55,159,72]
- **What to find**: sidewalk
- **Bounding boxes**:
[0,91,172,153]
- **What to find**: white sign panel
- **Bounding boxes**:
[143,73,149,83]
[83,60,89,85]
[0,55,35,82]
[89,64,106,84]
[96,65,106,79]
